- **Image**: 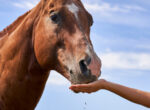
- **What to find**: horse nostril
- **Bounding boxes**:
[85,56,91,65]
[70,70,73,74]
[79,60,90,77]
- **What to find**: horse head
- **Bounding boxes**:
[33,0,101,84]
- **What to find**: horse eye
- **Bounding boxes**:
[50,13,60,24]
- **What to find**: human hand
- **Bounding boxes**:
[69,79,106,93]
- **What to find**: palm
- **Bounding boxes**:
[69,79,106,93]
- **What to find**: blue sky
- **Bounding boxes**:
[0,0,150,110]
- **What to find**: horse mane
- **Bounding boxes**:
[0,10,31,38]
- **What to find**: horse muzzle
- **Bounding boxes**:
[69,54,101,84]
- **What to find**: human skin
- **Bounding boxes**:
[70,79,150,108]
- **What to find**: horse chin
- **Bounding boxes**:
[69,72,99,84]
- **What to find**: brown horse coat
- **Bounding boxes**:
[0,0,101,109]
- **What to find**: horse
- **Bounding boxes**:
[0,0,101,109]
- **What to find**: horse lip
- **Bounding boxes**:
[70,72,98,84]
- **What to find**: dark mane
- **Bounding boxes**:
[0,10,31,38]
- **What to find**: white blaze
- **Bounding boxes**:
[66,3,79,19]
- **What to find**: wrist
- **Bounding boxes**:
[101,79,109,90]
[98,79,107,89]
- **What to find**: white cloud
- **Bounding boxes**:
[136,44,150,50]
[46,52,150,86]
[13,0,146,13]
[100,74,112,80]
[83,1,150,28]
[84,3,146,14]
[44,52,150,86]
[99,52,150,70]
[47,71,70,86]
[12,0,150,27]
[13,0,39,9]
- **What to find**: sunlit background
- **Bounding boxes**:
[0,0,150,110]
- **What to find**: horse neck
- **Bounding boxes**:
[0,11,30,38]
[0,1,50,109]
[0,1,43,72]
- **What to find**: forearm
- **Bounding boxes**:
[103,81,150,108]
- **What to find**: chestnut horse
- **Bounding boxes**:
[0,0,101,110]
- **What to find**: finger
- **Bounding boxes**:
[70,84,92,93]
[70,86,83,92]
[69,85,84,90]
[73,90,80,93]
[69,86,81,92]
[69,85,78,90]
[75,86,91,92]
[72,84,89,88]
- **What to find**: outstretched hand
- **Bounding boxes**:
[70,78,150,108]
[69,79,106,93]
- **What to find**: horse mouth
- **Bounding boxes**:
[69,71,99,84]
